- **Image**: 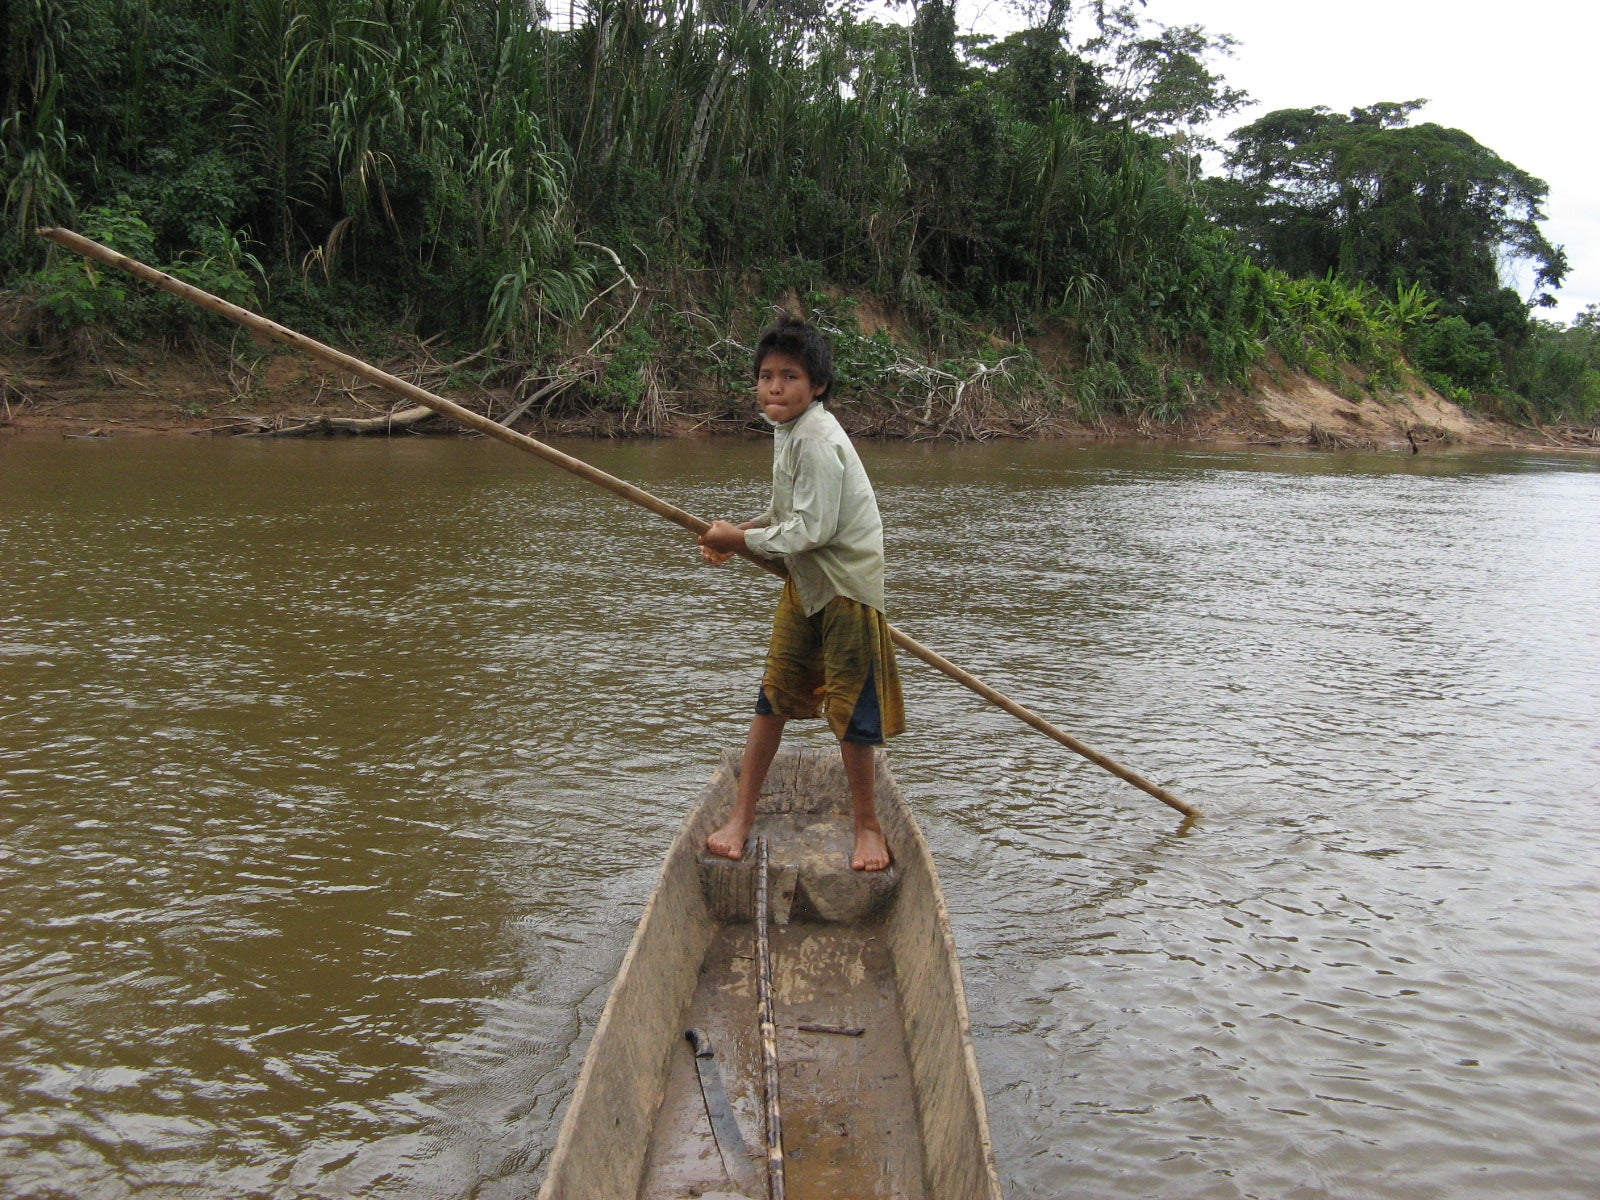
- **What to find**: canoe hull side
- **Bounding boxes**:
[535,759,734,1200]
[878,760,1005,1200]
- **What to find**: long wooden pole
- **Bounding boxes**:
[37,226,1199,819]
[755,836,785,1200]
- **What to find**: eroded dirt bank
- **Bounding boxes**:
[3,338,1595,453]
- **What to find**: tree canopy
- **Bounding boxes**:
[1211,102,1568,342]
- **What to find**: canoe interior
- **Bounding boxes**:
[643,917,926,1198]
[536,748,1002,1200]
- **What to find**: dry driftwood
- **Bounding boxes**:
[1308,421,1377,450]
[247,405,446,437]
[319,404,439,433]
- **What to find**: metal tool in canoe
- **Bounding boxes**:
[685,1027,762,1195]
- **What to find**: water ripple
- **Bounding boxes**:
[1,438,1597,1197]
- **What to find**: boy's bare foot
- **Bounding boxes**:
[852,825,891,872]
[707,814,755,860]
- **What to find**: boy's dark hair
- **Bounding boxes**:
[754,315,835,401]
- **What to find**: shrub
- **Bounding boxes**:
[1411,315,1502,394]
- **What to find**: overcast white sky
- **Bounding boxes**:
[941,0,1598,322]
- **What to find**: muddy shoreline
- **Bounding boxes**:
[3,340,1596,454]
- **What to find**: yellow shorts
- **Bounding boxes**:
[758,579,905,744]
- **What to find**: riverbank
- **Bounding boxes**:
[3,333,1595,453]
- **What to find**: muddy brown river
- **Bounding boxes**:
[2,436,1597,1198]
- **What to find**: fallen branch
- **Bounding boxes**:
[321,404,440,433]
[498,375,581,429]
[577,241,643,356]
[1307,422,1376,450]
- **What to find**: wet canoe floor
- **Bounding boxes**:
[641,823,926,1199]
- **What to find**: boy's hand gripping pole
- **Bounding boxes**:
[36,226,1199,820]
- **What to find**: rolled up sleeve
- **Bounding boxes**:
[744,440,843,559]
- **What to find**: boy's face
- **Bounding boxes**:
[756,350,825,425]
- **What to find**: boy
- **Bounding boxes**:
[698,316,904,872]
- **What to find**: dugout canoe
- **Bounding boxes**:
[536,747,1003,1200]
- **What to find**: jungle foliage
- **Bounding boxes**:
[1507,305,1600,422]
[0,0,1588,425]
[1210,100,1592,419]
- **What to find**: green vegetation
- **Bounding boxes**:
[1507,305,1600,422]
[1,0,1591,429]
[1211,102,1565,326]
[1208,99,1592,422]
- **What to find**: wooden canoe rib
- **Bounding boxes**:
[536,748,1003,1200]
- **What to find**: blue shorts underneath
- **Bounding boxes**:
[757,666,885,745]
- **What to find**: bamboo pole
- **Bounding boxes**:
[36,226,1199,819]
[755,836,785,1200]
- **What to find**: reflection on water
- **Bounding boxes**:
[2,437,1597,1198]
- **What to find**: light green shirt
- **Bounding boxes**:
[744,401,887,617]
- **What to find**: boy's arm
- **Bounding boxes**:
[744,441,843,559]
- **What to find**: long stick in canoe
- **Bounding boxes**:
[755,836,785,1200]
[36,226,1200,819]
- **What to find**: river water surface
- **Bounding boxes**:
[2,436,1597,1199]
